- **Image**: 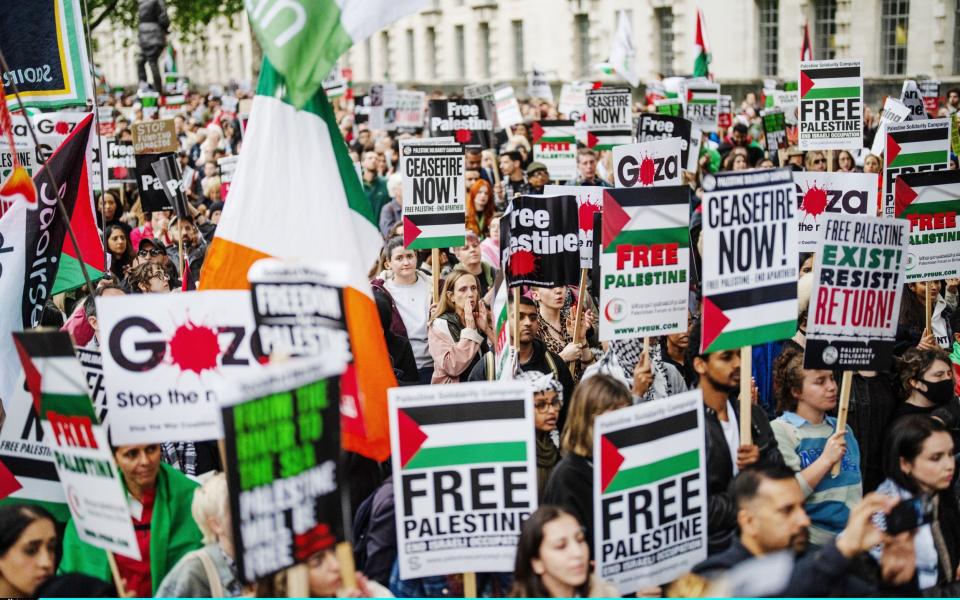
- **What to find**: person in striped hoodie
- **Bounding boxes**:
[770,347,863,548]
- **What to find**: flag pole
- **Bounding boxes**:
[925,283,933,333]
[570,267,589,376]
[512,287,520,351]
[105,552,128,597]
[739,346,752,445]
[463,572,477,598]
[431,248,440,303]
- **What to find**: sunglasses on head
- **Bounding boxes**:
[138,248,163,257]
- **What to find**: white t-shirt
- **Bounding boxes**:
[720,400,740,476]
[384,275,433,369]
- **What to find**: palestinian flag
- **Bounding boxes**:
[799,64,861,101]
[397,399,528,470]
[685,85,719,106]
[701,281,797,352]
[13,331,98,426]
[692,9,711,79]
[895,170,960,220]
[602,187,689,252]
[599,408,700,495]
[532,121,575,143]
[587,130,632,151]
[403,213,465,249]
[885,120,951,168]
[801,21,813,62]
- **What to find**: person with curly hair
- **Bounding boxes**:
[126,261,172,294]
[770,348,863,547]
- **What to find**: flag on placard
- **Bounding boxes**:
[248,0,428,108]
[609,11,639,88]
[886,122,951,169]
[801,21,813,61]
[894,170,960,220]
[799,65,860,101]
[199,60,396,461]
[403,213,465,249]
[532,121,575,143]
[587,130,632,151]
[693,9,711,79]
[397,400,528,470]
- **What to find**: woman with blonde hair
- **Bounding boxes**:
[427,270,493,383]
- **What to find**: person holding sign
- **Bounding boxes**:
[896,281,957,353]
[771,348,864,548]
[509,506,619,597]
[60,444,203,597]
[427,270,493,383]
[0,504,58,598]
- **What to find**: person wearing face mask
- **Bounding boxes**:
[890,348,958,426]
[509,506,618,597]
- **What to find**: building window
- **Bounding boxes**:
[758,0,779,77]
[426,27,438,79]
[655,7,675,76]
[574,14,590,78]
[512,20,524,78]
[881,0,909,75]
[455,25,466,79]
[813,0,837,59]
[406,29,416,81]
[479,22,491,80]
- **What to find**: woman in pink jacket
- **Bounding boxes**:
[427,269,494,383]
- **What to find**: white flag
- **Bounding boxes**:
[609,11,639,88]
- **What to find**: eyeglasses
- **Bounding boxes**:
[534,398,563,413]
[812,159,826,165]
[138,248,163,257]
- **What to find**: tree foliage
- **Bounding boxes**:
[84,0,245,40]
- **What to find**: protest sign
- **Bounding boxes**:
[527,66,553,101]
[131,119,179,211]
[686,126,704,173]
[428,99,494,149]
[0,116,38,181]
[655,98,683,117]
[131,119,178,155]
[644,80,667,105]
[76,348,108,425]
[492,272,513,380]
[919,80,941,116]
[97,107,115,137]
[400,141,465,249]
[585,87,632,150]
[804,215,908,370]
[798,59,863,150]
[883,119,951,218]
[494,84,523,129]
[501,194,581,287]
[139,90,159,119]
[464,83,495,100]
[900,80,927,120]
[218,155,238,200]
[12,331,140,559]
[1,0,91,110]
[595,390,707,593]
[700,169,798,352]
[558,82,590,121]
[159,94,187,119]
[323,66,352,98]
[97,291,261,445]
[870,97,912,156]
[545,184,602,269]
[635,114,692,170]
[599,186,689,340]
[613,138,682,188]
[33,111,105,191]
[389,381,537,579]
[896,170,960,282]
[532,121,577,182]
[761,108,788,152]
[135,153,180,212]
[794,172,878,250]
[394,91,426,129]
[368,84,398,130]
[682,80,719,134]
[105,139,135,185]
[0,386,66,510]
[718,95,734,130]
[221,355,348,583]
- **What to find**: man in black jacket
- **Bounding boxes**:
[693,465,918,597]
[687,321,785,554]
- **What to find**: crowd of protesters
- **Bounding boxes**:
[3,76,960,599]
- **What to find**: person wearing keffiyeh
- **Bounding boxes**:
[516,370,563,501]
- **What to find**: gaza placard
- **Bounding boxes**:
[400,141,466,249]
[390,381,537,579]
[599,187,690,341]
[896,170,960,282]
[804,215,908,370]
[594,390,708,593]
[794,171,878,250]
[883,119,951,218]
[700,169,798,352]
[613,138,682,188]
[798,59,863,150]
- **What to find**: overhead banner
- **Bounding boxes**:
[585,87,632,150]
[544,184,602,269]
[1,0,91,110]
[612,138,682,188]
[532,120,577,182]
[896,170,960,282]
[700,169,798,352]
[389,381,537,579]
[400,141,465,249]
[12,331,140,559]
[221,356,348,583]
[900,80,927,121]
[794,171,878,250]
[804,215,908,370]
[635,114,693,172]
[761,108,787,152]
[501,194,581,288]
[883,119,951,218]
[494,84,523,129]
[105,139,136,185]
[870,97,911,156]
[428,99,494,150]
[798,59,863,150]
[97,291,262,445]
[599,186,689,340]
[394,91,426,129]
[682,80,719,134]
[595,390,708,593]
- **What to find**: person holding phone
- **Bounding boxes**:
[427,270,493,383]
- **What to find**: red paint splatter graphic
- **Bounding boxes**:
[112,167,128,180]
[168,320,220,374]
[54,121,70,135]
[801,185,827,219]
[639,156,656,186]
[454,129,472,144]
[578,201,601,232]
[509,249,538,277]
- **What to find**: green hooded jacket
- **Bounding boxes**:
[59,462,203,595]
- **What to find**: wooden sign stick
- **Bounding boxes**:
[739,346,753,445]
[831,371,854,477]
